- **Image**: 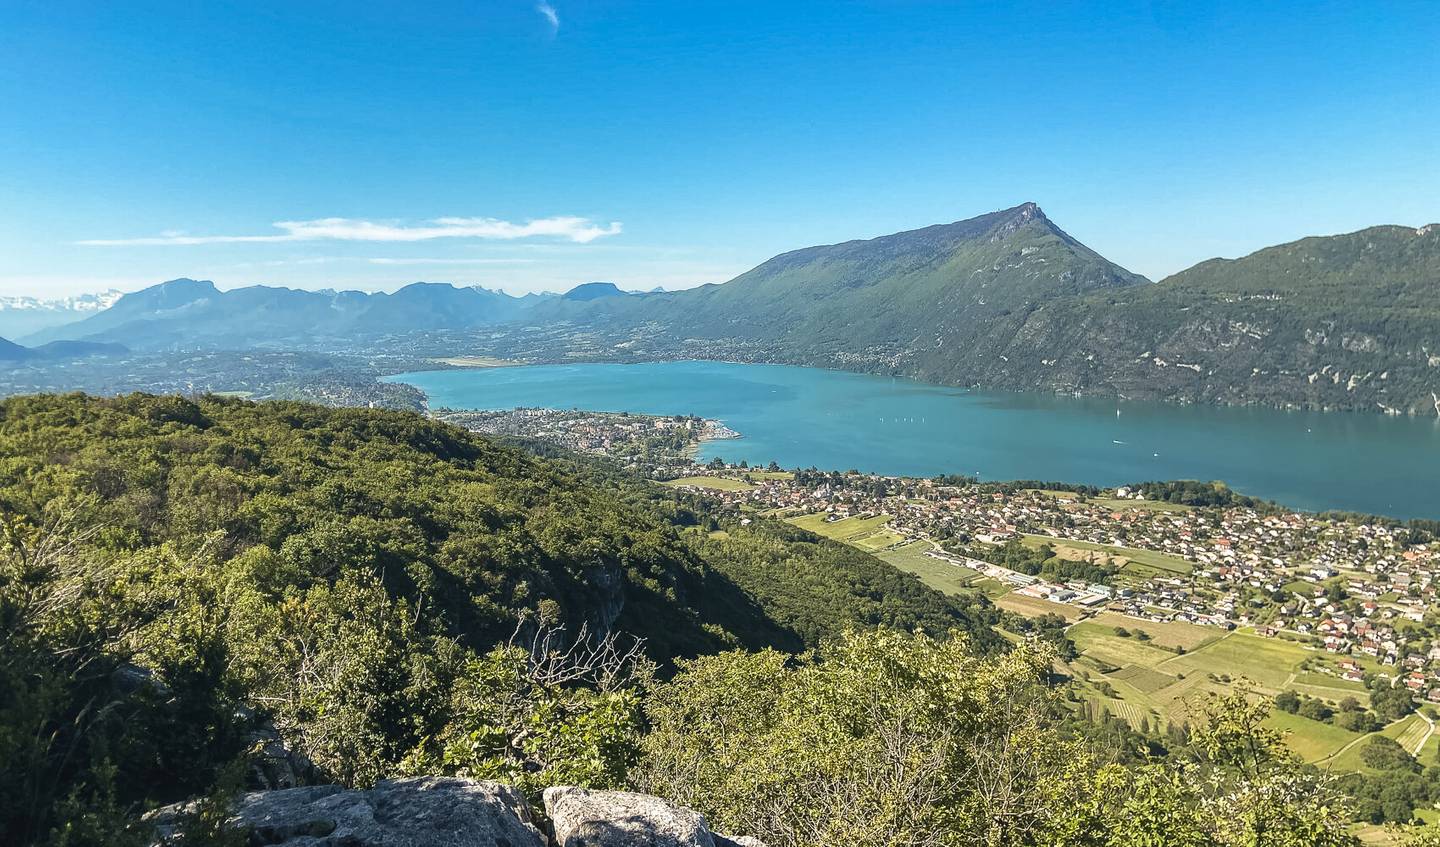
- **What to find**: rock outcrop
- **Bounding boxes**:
[544,786,712,847]
[150,779,767,847]
[150,777,545,847]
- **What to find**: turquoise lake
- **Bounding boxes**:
[386,361,1440,519]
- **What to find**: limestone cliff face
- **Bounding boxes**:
[148,778,767,847]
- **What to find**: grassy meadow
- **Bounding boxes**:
[787,512,906,550]
[874,541,984,596]
[663,475,756,491]
[1020,533,1194,577]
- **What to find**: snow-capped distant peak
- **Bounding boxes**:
[0,290,124,313]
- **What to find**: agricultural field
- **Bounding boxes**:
[970,577,1014,599]
[741,470,795,480]
[786,512,904,549]
[1320,713,1434,774]
[1064,618,1362,745]
[1289,671,1371,707]
[1020,533,1193,577]
[1024,489,1080,501]
[1023,489,1191,513]
[874,541,983,596]
[431,356,515,367]
[663,475,755,491]
[1159,632,1311,691]
[1069,623,1182,668]
[1078,612,1223,652]
[1091,497,1193,513]
[995,592,1084,623]
[1264,709,1361,762]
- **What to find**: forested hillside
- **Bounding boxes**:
[0,394,1416,847]
[0,393,994,844]
[964,223,1440,414]
[527,202,1147,373]
[493,208,1440,415]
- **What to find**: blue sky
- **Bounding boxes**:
[1,0,1437,297]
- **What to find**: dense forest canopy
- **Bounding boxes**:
[0,393,995,845]
[4,393,1437,847]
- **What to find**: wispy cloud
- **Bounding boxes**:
[536,1,559,33]
[78,215,621,246]
[366,257,537,265]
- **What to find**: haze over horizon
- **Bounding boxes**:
[2,1,1437,298]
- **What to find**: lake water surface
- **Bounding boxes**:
[386,361,1440,519]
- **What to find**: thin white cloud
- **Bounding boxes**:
[78,215,621,246]
[367,257,537,265]
[536,1,559,32]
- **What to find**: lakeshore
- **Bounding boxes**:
[385,360,1440,519]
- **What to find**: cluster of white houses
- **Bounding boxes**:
[671,466,1440,667]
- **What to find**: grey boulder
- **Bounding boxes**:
[543,787,765,847]
[152,776,544,847]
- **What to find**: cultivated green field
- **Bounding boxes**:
[431,356,515,367]
[1069,623,1181,668]
[741,470,795,480]
[995,592,1084,622]
[1290,671,1371,706]
[1320,713,1433,773]
[1079,612,1224,652]
[1065,619,1347,743]
[874,541,982,596]
[1264,709,1361,762]
[1159,632,1311,691]
[663,475,755,491]
[1024,489,1191,513]
[786,512,904,549]
[1091,497,1193,513]
[1024,489,1079,500]
[1020,533,1194,576]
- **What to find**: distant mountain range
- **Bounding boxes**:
[0,335,127,362]
[526,204,1440,415]
[0,289,123,339]
[24,280,560,348]
[24,205,1440,415]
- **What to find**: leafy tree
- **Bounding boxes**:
[1361,737,1418,772]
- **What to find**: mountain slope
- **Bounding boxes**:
[0,393,996,659]
[562,281,627,301]
[531,202,1150,377]
[523,208,1439,415]
[31,280,551,348]
[0,335,127,361]
[964,222,1440,414]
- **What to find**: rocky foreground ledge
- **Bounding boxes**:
[149,776,766,847]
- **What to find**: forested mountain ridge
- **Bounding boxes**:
[960,222,1440,414]
[0,393,1000,843]
[524,211,1440,415]
[0,393,992,658]
[19,209,1440,416]
[531,202,1149,355]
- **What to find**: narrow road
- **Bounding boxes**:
[1411,709,1435,756]
[1320,728,1373,769]
[1318,711,1433,769]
